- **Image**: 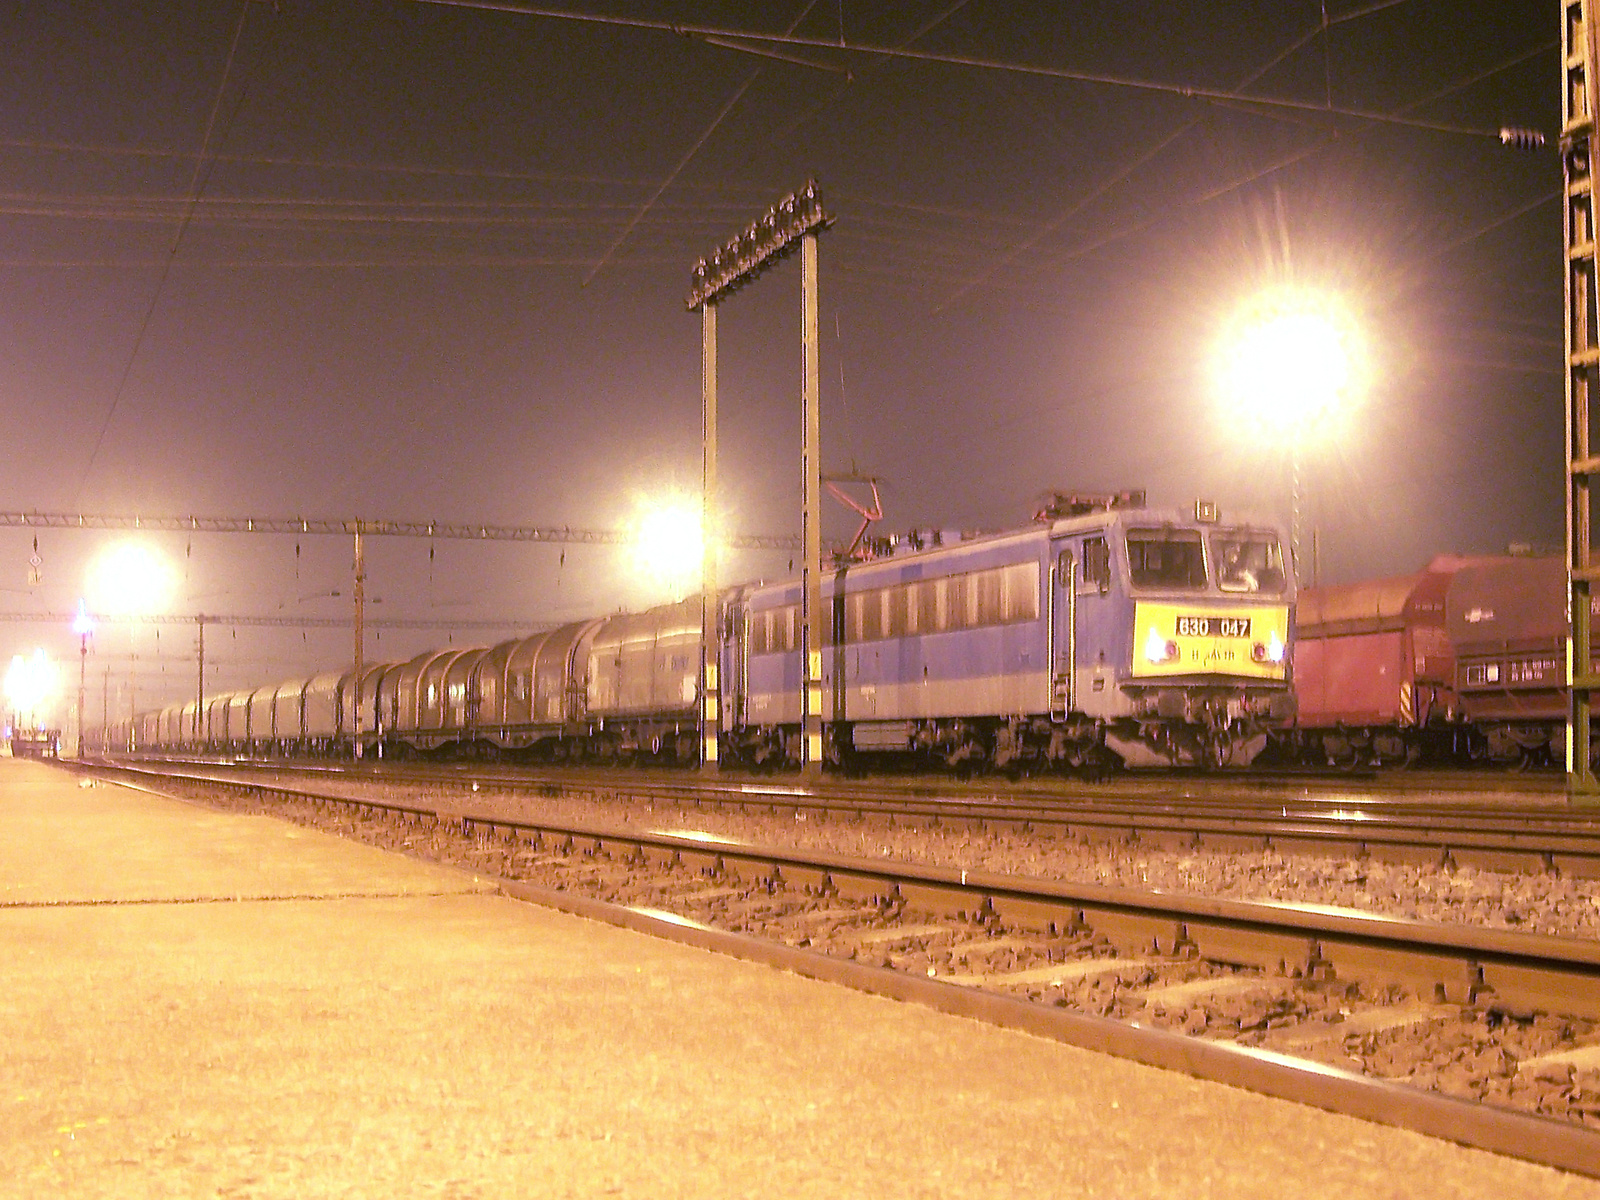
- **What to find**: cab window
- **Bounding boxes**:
[1210,532,1287,595]
[1081,536,1110,593]
[1126,529,1206,590]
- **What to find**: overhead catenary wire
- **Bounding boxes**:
[930,11,1351,314]
[1014,38,1557,284]
[582,0,823,285]
[74,0,259,501]
[407,0,1525,141]
[1,24,1543,288]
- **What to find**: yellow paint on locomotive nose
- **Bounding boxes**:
[1129,601,1291,680]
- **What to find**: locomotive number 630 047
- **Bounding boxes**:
[1176,615,1251,638]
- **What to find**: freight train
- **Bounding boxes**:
[1278,552,1586,768]
[114,494,1297,771]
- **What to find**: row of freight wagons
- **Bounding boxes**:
[128,598,703,760]
[1287,553,1579,765]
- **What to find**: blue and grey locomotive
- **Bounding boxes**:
[720,493,1294,771]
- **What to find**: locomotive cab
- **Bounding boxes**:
[1062,510,1295,767]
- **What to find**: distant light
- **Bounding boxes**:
[72,599,94,638]
[85,541,175,616]
[5,649,58,722]
[1215,287,1365,441]
[630,495,704,598]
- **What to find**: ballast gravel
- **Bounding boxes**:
[167,773,1600,1132]
[285,775,1600,941]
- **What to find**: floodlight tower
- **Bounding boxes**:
[687,182,834,775]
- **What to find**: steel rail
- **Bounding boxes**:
[83,760,1600,1015]
[110,754,1589,825]
[113,755,1600,879]
[78,757,1600,1179]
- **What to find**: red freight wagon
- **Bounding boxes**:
[1288,556,1493,765]
[1444,555,1592,764]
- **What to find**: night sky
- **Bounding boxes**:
[0,1,1563,722]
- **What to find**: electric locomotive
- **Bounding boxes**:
[720,493,1295,770]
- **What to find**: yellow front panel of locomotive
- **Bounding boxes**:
[1130,602,1290,680]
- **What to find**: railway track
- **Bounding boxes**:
[74,758,1600,1179]
[106,755,1600,880]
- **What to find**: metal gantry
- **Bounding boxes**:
[1565,0,1600,797]
[0,510,799,551]
[688,181,834,775]
[0,611,545,630]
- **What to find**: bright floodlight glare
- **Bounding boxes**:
[72,599,94,637]
[5,649,58,722]
[85,541,175,616]
[631,496,704,597]
[1218,288,1364,439]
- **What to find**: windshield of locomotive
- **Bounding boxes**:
[1210,531,1287,595]
[1126,528,1207,590]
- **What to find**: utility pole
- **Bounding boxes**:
[352,523,365,759]
[72,602,93,759]
[800,230,824,776]
[196,616,205,741]
[699,301,720,772]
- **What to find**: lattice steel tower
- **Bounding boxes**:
[1564,0,1600,795]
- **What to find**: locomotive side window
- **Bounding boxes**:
[1081,537,1110,593]
[828,566,1041,642]
[975,571,1004,626]
[1126,529,1207,590]
[750,606,799,655]
[1210,532,1287,595]
[1003,562,1040,621]
[862,588,886,641]
[916,580,939,632]
[945,576,968,631]
[888,585,911,637]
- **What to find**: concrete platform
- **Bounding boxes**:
[2,759,1597,1199]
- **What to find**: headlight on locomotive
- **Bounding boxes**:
[1251,631,1286,665]
[1144,627,1179,665]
